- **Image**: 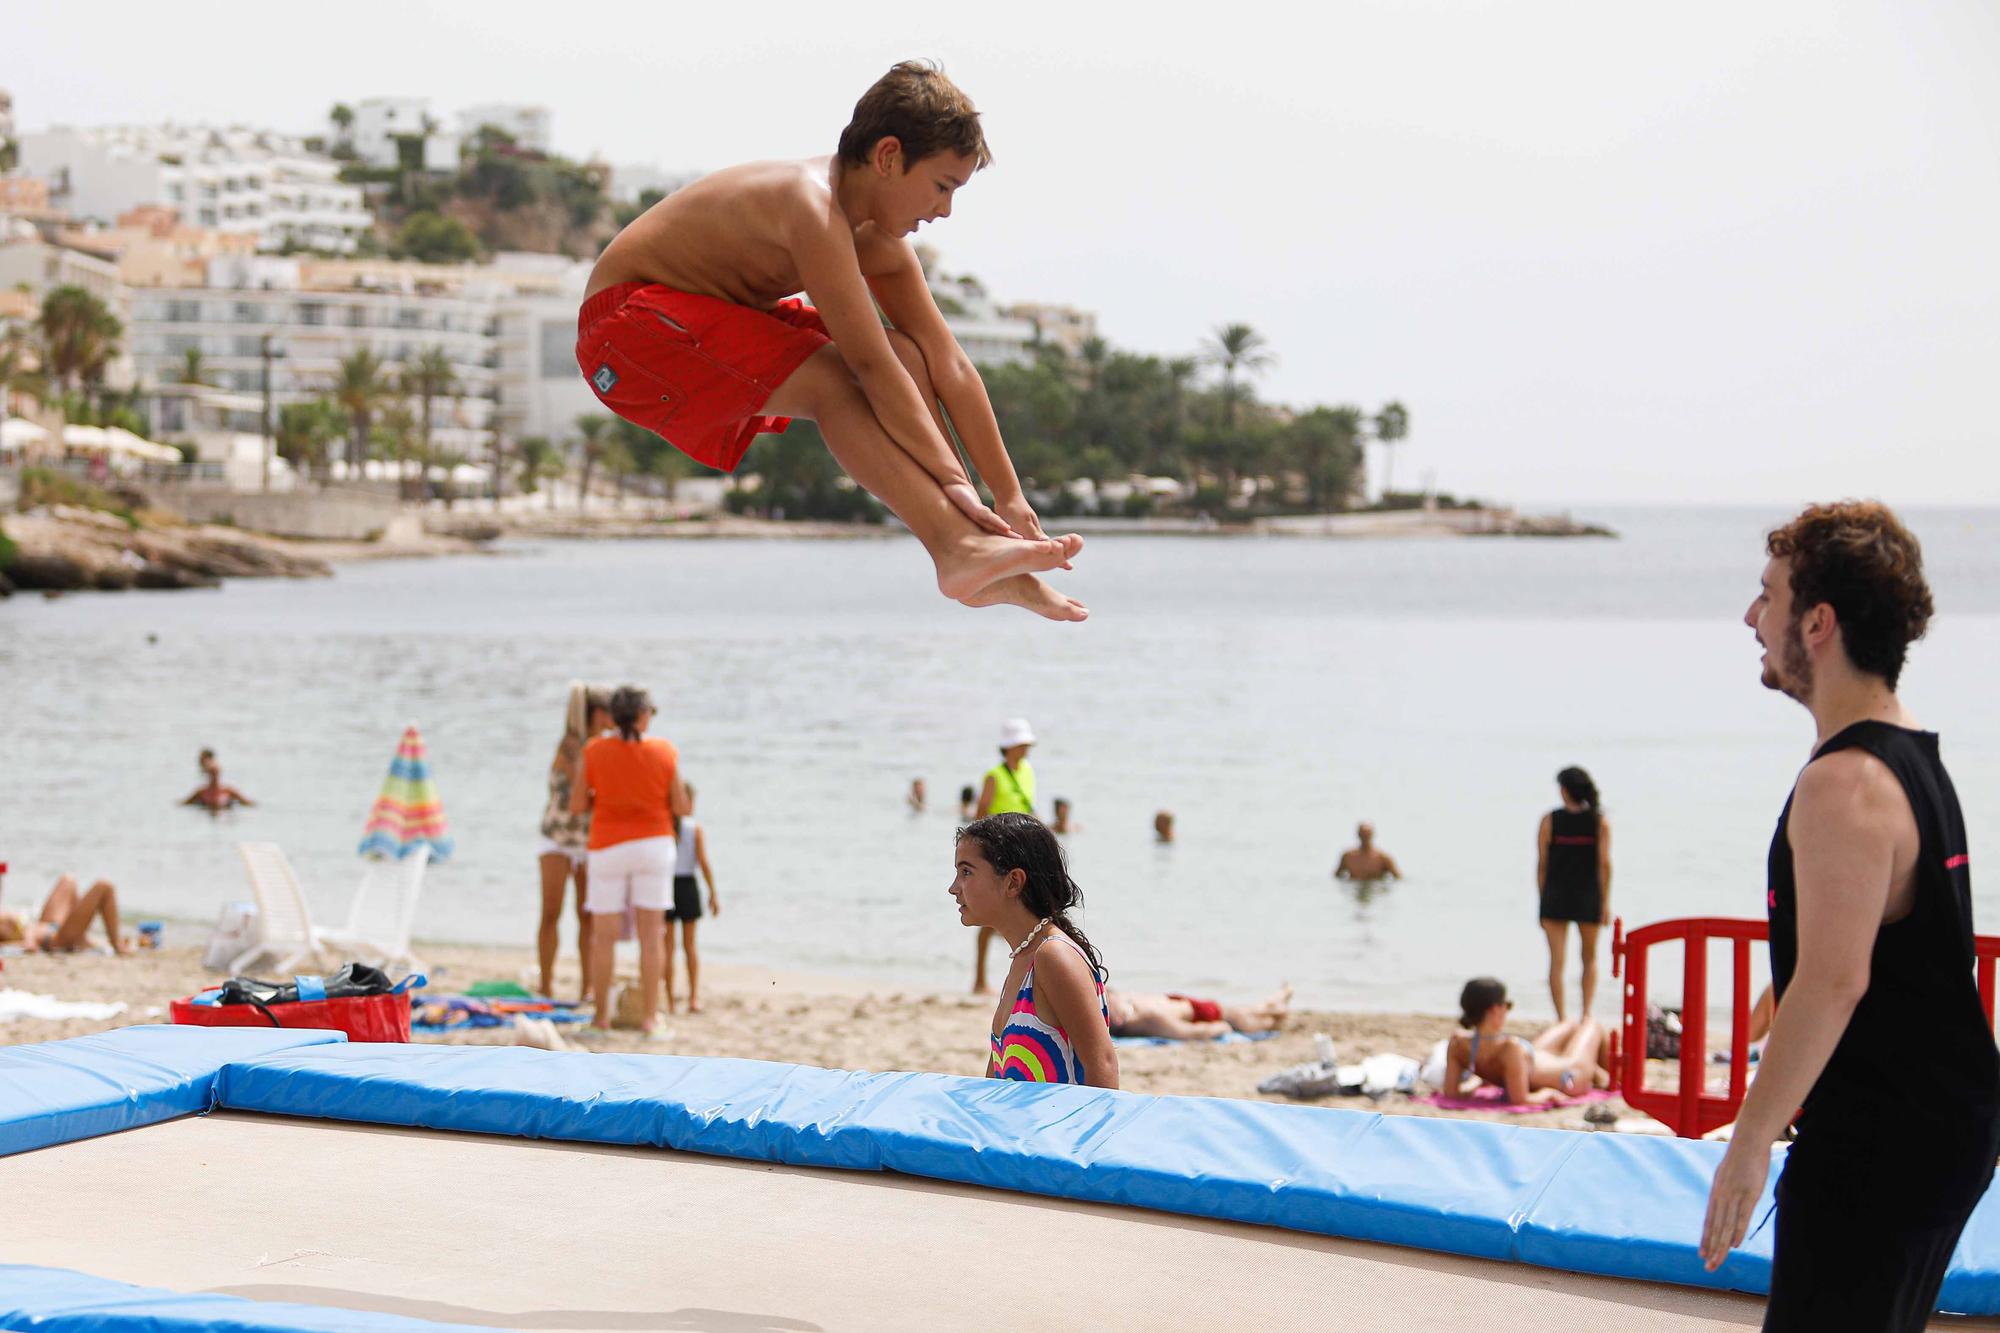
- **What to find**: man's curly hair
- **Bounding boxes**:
[1767,501,1932,689]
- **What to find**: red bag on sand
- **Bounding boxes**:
[170,992,411,1042]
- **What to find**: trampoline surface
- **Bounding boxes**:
[0,1110,1822,1332]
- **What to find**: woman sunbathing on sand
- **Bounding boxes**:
[1105,985,1293,1040]
[951,813,1117,1089]
[1441,976,1608,1105]
[0,874,133,954]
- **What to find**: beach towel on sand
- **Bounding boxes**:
[1113,1030,1278,1048]
[1415,1085,1618,1114]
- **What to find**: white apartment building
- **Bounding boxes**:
[928,273,1038,368]
[18,126,370,253]
[1004,300,1098,360]
[457,104,552,153]
[343,99,459,172]
[127,255,500,462]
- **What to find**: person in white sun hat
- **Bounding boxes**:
[970,716,1038,992]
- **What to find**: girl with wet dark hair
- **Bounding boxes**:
[1536,765,1613,1022]
[949,812,1117,1089]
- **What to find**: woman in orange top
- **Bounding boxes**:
[571,685,689,1037]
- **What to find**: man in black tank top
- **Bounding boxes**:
[1700,502,1998,1332]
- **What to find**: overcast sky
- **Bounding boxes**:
[7,0,1997,504]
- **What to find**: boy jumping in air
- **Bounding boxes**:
[578,61,1086,621]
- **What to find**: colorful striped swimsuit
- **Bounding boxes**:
[988,933,1108,1084]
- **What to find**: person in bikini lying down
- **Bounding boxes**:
[1104,984,1294,1040]
[0,874,133,954]
[1441,975,1609,1104]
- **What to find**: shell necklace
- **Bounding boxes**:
[1008,919,1053,961]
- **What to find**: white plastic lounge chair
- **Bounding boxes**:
[318,846,431,974]
[231,843,331,975]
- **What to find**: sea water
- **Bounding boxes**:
[2,505,1994,1017]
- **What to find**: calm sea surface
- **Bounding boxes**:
[3,506,1995,1018]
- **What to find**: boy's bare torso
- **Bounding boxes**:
[587,156,902,307]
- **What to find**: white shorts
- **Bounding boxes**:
[585,836,676,915]
[535,836,585,866]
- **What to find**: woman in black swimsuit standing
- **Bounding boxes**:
[1536,766,1612,1023]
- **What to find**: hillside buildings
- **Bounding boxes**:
[16,125,370,253]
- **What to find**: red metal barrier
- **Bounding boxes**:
[1613,916,2000,1138]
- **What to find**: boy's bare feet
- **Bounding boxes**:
[934,532,1083,604]
[957,572,1089,622]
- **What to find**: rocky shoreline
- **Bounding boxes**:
[0,505,334,596]
[1,500,1614,601]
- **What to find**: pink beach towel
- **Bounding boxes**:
[1416,1085,1617,1114]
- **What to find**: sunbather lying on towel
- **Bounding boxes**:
[1105,984,1293,1041]
[0,873,133,954]
[1441,976,1608,1105]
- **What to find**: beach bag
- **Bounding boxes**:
[172,963,424,1042]
[1646,1003,1683,1060]
[201,901,261,973]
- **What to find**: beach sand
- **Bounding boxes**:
[0,941,1640,1131]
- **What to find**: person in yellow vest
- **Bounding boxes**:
[971,717,1037,992]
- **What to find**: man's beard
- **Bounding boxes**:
[1761,616,1813,702]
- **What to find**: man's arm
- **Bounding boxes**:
[1700,752,1904,1269]
[1334,851,1354,881]
[974,774,997,820]
[867,250,1047,540]
[784,191,1011,535]
[1383,854,1403,880]
[1536,815,1551,892]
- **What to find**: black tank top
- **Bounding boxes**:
[1545,808,1601,895]
[1768,720,1999,1217]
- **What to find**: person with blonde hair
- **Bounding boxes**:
[535,682,610,999]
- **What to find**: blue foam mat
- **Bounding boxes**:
[0,1025,344,1158]
[0,1264,486,1331]
[211,1043,2000,1311]
[7,1031,2000,1315]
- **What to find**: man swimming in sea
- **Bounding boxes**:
[1335,822,1400,881]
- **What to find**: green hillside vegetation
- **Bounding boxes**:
[333,118,617,261]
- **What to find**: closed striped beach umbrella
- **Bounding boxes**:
[358,724,454,861]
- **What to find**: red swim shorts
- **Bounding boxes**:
[1168,994,1222,1024]
[575,281,831,473]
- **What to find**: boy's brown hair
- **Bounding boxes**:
[838,60,992,171]
[1767,500,1933,688]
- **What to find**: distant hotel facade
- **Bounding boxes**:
[17,125,370,253]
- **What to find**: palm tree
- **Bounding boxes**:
[1373,400,1410,501]
[1163,355,1198,489]
[1200,322,1276,434]
[573,413,611,512]
[275,398,347,482]
[177,346,210,386]
[0,324,49,424]
[601,439,637,505]
[488,433,510,512]
[516,436,561,509]
[332,347,388,478]
[404,345,458,466]
[1199,323,1276,504]
[375,395,418,497]
[36,286,123,394]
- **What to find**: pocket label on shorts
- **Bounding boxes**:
[591,363,619,394]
